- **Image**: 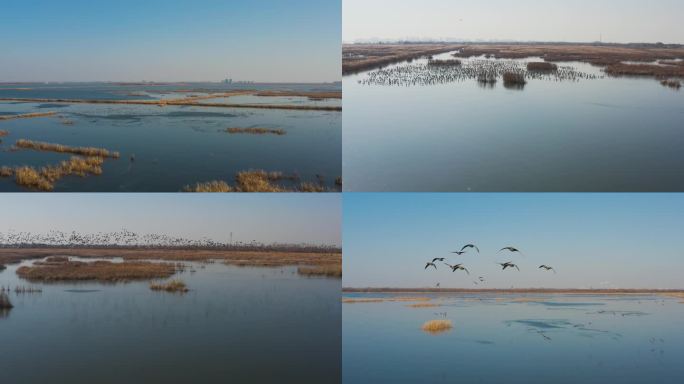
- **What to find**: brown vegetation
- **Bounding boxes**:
[421,319,453,333]
[527,62,557,71]
[0,248,341,269]
[297,264,342,278]
[16,260,177,282]
[343,44,463,74]
[184,170,330,193]
[343,288,684,295]
[15,139,120,158]
[226,127,286,136]
[0,166,13,178]
[428,59,461,67]
[605,63,684,78]
[660,79,682,89]
[0,130,8,137]
[503,72,527,87]
[0,292,12,309]
[407,303,440,308]
[0,98,342,112]
[0,112,57,121]
[13,156,104,191]
[254,90,342,99]
[343,296,431,304]
[183,180,234,192]
[149,279,189,293]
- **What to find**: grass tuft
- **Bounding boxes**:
[226,127,286,136]
[15,139,120,158]
[183,180,234,192]
[297,265,342,278]
[149,279,189,293]
[421,319,453,333]
[527,62,557,71]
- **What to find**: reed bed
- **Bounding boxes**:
[527,62,558,71]
[13,156,104,191]
[254,90,342,99]
[407,303,440,308]
[0,167,13,178]
[428,59,461,67]
[225,127,286,136]
[605,63,684,77]
[343,296,431,304]
[503,72,527,86]
[16,260,176,282]
[421,319,453,333]
[183,170,332,193]
[0,111,57,121]
[660,79,682,89]
[184,180,234,192]
[15,139,120,158]
[0,292,12,309]
[149,279,189,293]
[297,264,342,278]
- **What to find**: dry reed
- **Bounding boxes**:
[297,265,342,278]
[0,112,57,121]
[149,279,189,293]
[226,127,286,136]
[16,260,176,282]
[421,319,453,333]
[15,139,120,158]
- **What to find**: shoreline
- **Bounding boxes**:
[343,288,684,294]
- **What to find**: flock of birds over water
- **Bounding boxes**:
[0,229,337,252]
[425,243,555,287]
[359,57,604,87]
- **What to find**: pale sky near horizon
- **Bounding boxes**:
[0,0,341,83]
[344,194,684,289]
[0,194,341,246]
[343,0,684,44]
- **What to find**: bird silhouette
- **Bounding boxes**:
[432,257,446,263]
[539,265,556,273]
[460,244,480,253]
[445,263,469,274]
[451,251,467,255]
[499,246,523,255]
[498,261,520,271]
[425,262,437,270]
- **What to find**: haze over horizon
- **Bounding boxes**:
[1,0,341,83]
[0,194,341,247]
[344,194,684,290]
[343,0,684,45]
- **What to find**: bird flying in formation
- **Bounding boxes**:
[451,251,467,255]
[445,263,470,274]
[499,246,522,255]
[425,262,437,270]
[539,265,556,273]
[498,261,520,271]
[460,244,480,253]
[432,257,446,263]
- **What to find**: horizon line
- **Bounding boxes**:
[343,39,684,46]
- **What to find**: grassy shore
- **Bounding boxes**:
[343,44,462,74]
[11,156,105,191]
[297,264,342,278]
[421,319,452,333]
[183,170,334,193]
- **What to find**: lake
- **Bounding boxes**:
[343,293,684,383]
[343,51,684,191]
[0,83,341,192]
[0,257,341,383]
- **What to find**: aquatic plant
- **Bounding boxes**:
[16,260,176,282]
[0,292,12,309]
[0,166,13,178]
[503,72,527,86]
[0,111,57,121]
[335,176,342,187]
[15,139,120,159]
[183,180,234,192]
[149,279,189,293]
[427,59,461,67]
[13,156,104,191]
[421,319,453,333]
[225,127,287,136]
[297,264,342,278]
[527,62,558,71]
[660,79,682,89]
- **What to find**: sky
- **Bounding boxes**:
[343,0,684,44]
[0,0,341,83]
[0,194,341,246]
[344,194,684,289]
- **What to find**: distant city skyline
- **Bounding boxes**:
[344,0,684,44]
[0,194,341,246]
[1,0,341,83]
[344,194,684,289]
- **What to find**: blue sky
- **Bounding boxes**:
[0,194,341,246]
[0,0,340,82]
[344,0,684,43]
[344,194,684,289]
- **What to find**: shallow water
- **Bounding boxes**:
[343,293,684,383]
[0,258,341,383]
[0,83,341,191]
[343,52,684,191]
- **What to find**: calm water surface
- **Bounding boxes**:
[0,83,341,191]
[343,293,684,383]
[0,258,341,383]
[343,52,684,191]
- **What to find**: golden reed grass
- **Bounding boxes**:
[149,279,189,293]
[13,156,104,191]
[297,264,342,278]
[16,260,176,282]
[421,319,453,333]
[0,112,57,121]
[15,139,120,158]
[183,170,332,193]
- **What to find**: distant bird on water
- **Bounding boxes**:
[498,261,520,271]
[425,262,437,270]
[460,244,480,253]
[539,265,556,273]
[445,263,470,274]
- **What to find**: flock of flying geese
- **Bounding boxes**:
[425,244,555,285]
